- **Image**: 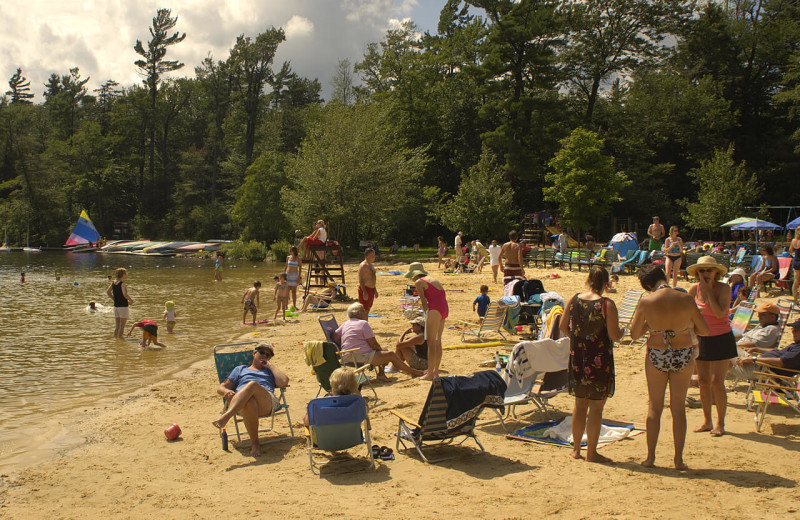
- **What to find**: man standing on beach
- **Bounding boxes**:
[454,231,464,264]
[358,247,378,316]
[648,216,665,251]
[500,230,526,285]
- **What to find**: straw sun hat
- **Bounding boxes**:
[403,262,429,279]
[686,256,728,278]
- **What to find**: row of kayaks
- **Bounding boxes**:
[96,240,223,255]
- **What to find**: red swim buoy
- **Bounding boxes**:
[164,423,182,441]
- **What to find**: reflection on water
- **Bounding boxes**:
[0,251,282,463]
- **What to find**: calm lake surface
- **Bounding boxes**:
[0,251,283,469]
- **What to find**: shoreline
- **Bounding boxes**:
[1,260,796,518]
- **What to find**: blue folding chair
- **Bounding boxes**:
[213,342,294,444]
[306,394,374,474]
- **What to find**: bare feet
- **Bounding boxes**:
[569,450,583,460]
[641,457,655,468]
[376,374,394,383]
[250,443,261,457]
[586,452,613,464]
[710,426,725,437]
[674,459,689,470]
[693,423,713,433]
[212,417,229,429]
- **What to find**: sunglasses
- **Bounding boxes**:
[697,268,716,273]
[255,350,274,358]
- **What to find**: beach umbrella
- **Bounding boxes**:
[731,219,784,249]
[721,217,755,227]
[786,216,800,230]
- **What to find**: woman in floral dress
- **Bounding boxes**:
[559,266,624,462]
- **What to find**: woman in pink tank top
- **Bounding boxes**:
[687,256,736,437]
[405,262,448,381]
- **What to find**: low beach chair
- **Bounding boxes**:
[617,289,645,344]
[459,301,508,342]
[213,342,294,444]
[767,258,793,293]
[731,301,755,337]
[390,371,506,463]
[319,314,339,344]
[747,361,800,432]
[306,394,375,475]
[496,338,570,427]
[776,298,794,336]
[309,341,376,399]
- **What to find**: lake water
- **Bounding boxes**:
[0,251,283,470]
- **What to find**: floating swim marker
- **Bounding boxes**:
[73,282,79,286]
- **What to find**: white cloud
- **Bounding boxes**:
[0,0,442,101]
[285,15,314,39]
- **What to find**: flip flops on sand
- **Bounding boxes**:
[372,445,394,460]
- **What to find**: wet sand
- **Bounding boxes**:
[1,260,797,519]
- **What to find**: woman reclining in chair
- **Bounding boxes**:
[212,344,289,457]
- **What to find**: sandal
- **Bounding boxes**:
[378,446,394,461]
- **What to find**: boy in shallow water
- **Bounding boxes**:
[242,281,261,324]
[163,301,177,332]
[127,319,167,348]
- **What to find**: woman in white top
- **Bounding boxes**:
[488,240,502,283]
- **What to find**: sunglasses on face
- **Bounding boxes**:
[697,268,715,273]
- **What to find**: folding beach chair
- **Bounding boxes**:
[731,301,755,337]
[459,301,508,342]
[768,258,793,293]
[400,295,423,319]
[617,289,645,344]
[306,394,375,474]
[213,342,294,444]
[747,362,800,432]
[495,338,570,427]
[391,371,507,463]
[319,314,339,344]
[776,298,794,336]
[309,341,375,398]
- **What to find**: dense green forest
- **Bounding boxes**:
[2,0,800,248]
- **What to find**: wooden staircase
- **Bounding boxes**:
[522,213,548,247]
[303,244,347,298]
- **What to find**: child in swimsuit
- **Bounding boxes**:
[242,281,261,324]
[274,273,290,321]
[163,300,177,333]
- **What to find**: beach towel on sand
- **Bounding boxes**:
[507,417,638,448]
[544,415,632,445]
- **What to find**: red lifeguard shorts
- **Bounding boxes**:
[358,286,376,313]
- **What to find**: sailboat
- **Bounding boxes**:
[23,224,40,252]
[0,224,10,252]
[64,210,101,252]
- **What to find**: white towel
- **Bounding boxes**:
[543,415,631,444]
[503,338,570,386]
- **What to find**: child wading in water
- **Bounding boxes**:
[163,301,177,332]
[274,273,290,321]
[242,281,261,324]
[127,319,167,348]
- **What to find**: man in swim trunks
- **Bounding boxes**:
[212,343,289,457]
[648,216,665,252]
[500,229,526,285]
[242,281,261,324]
[358,247,378,316]
[731,316,800,380]
[127,319,167,348]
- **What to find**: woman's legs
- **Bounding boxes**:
[792,269,800,304]
[642,359,668,467]
[420,310,444,381]
[570,397,589,459]
[671,257,682,287]
[665,257,674,286]
[667,361,694,469]
[491,265,499,283]
[695,359,727,435]
[586,398,609,462]
[289,286,297,309]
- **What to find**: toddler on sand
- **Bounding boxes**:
[242,281,261,324]
[274,273,290,321]
[473,284,490,322]
[163,301,177,332]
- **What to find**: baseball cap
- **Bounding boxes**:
[755,302,779,315]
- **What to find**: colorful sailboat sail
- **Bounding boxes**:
[65,210,101,246]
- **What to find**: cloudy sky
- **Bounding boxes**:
[0,0,446,101]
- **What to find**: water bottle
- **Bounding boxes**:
[221,428,228,451]
[495,351,502,373]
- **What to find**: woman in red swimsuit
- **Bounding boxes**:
[405,262,448,381]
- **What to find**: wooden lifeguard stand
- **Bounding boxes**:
[522,213,548,247]
[303,244,347,297]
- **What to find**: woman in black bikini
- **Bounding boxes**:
[630,265,709,470]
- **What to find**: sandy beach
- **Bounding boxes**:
[1,260,797,519]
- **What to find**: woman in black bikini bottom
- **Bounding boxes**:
[630,265,709,470]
